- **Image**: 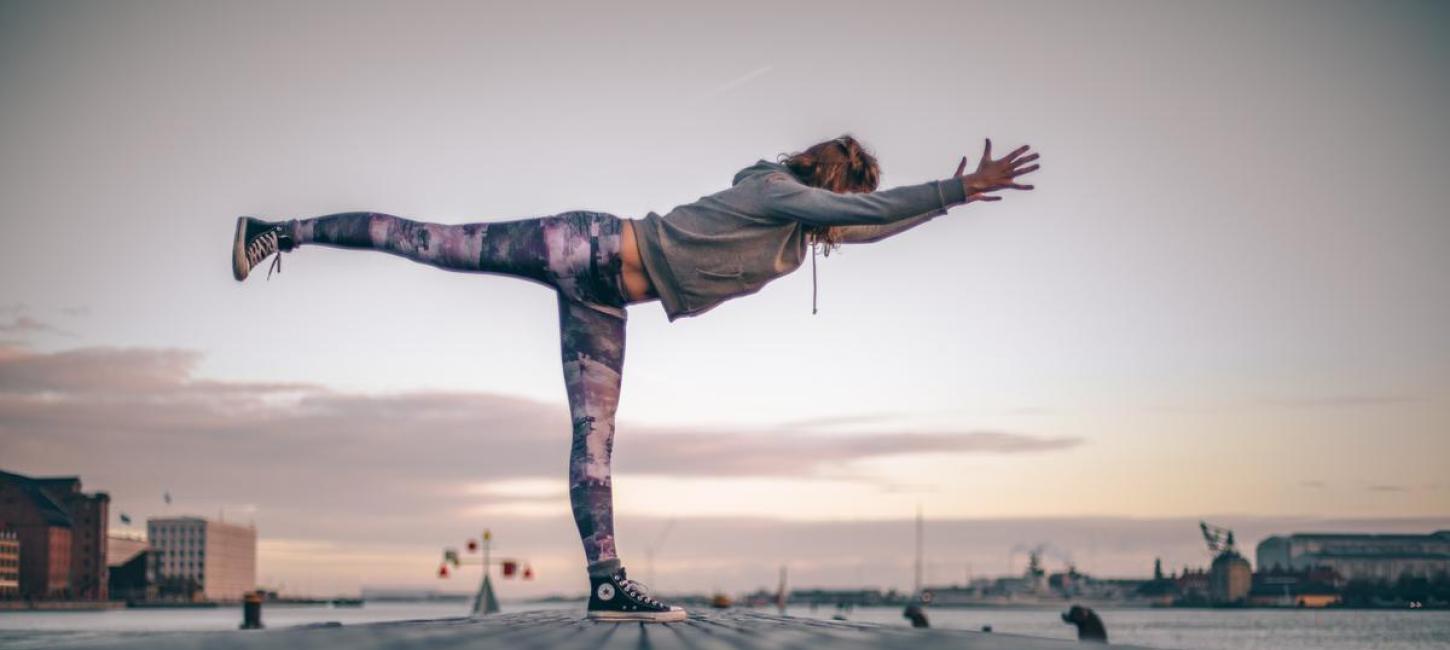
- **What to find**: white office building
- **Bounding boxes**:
[1257,531,1450,581]
[147,517,256,602]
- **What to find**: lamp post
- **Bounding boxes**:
[438,529,533,617]
[473,530,499,616]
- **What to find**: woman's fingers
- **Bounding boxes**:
[971,179,1034,196]
[965,140,1040,200]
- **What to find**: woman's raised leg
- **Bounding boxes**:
[281,211,583,289]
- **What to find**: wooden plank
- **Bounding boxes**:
[41,609,1160,650]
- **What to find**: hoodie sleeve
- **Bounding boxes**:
[829,213,940,244]
[760,171,969,227]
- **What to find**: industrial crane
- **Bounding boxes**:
[1199,521,1238,556]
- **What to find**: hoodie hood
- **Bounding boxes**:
[732,159,790,186]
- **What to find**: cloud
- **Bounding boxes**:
[0,345,1078,476]
[1259,394,1422,409]
[3,347,1433,596]
[0,345,197,393]
[0,344,1079,549]
[773,412,904,430]
[1367,484,1408,493]
[0,316,73,338]
[1005,406,1057,416]
[1146,393,1423,414]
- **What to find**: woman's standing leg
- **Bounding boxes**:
[557,295,627,575]
[551,214,686,620]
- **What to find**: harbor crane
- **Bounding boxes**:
[1199,521,1238,556]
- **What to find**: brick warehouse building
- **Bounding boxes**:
[0,528,18,597]
[0,470,109,600]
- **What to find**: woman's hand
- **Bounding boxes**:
[954,139,1039,203]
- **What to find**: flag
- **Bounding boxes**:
[501,560,517,578]
[438,565,450,579]
[119,513,132,525]
[523,565,534,580]
[444,549,460,567]
[163,492,172,505]
[467,539,478,553]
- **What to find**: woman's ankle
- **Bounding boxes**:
[587,558,622,577]
[283,218,305,246]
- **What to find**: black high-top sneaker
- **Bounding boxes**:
[586,567,686,622]
[232,216,296,281]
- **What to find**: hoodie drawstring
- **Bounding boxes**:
[810,239,819,315]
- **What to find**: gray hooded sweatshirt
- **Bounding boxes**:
[631,159,970,321]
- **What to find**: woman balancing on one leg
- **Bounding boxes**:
[231,135,1039,622]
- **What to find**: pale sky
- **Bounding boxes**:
[1,0,1447,596]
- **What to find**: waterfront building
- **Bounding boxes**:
[107,535,147,566]
[0,528,18,598]
[1175,568,1210,602]
[147,517,256,602]
[1209,553,1252,604]
[107,535,154,602]
[1256,531,1450,581]
[0,469,109,600]
[1248,567,1342,608]
[33,477,110,600]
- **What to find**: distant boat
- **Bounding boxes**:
[329,598,364,608]
[709,593,733,609]
[127,601,220,609]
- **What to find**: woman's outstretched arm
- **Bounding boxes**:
[827,213,939,244]
[761,170,965,227]
[827,140,1041,243]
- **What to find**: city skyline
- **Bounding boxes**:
[2,0,1448,597]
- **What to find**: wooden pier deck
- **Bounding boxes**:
[42,609,1159,649]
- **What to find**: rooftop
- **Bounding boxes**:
[1269,531,1450,542]
[0,469,75,528]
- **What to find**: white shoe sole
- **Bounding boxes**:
[232,216,251,281]
[587,608,687,623]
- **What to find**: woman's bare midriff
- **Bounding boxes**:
[619,219,658,304]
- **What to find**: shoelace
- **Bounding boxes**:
[620,578,662,607]
[244,230,285,280]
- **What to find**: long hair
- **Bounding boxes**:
[776,134,881,254]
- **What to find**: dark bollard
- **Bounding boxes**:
[1061,605,1107,643]
[902,603,929,628]
[240,591,265,630]
[981,625,993,633]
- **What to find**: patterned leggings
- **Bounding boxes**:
[288,211,628,571]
